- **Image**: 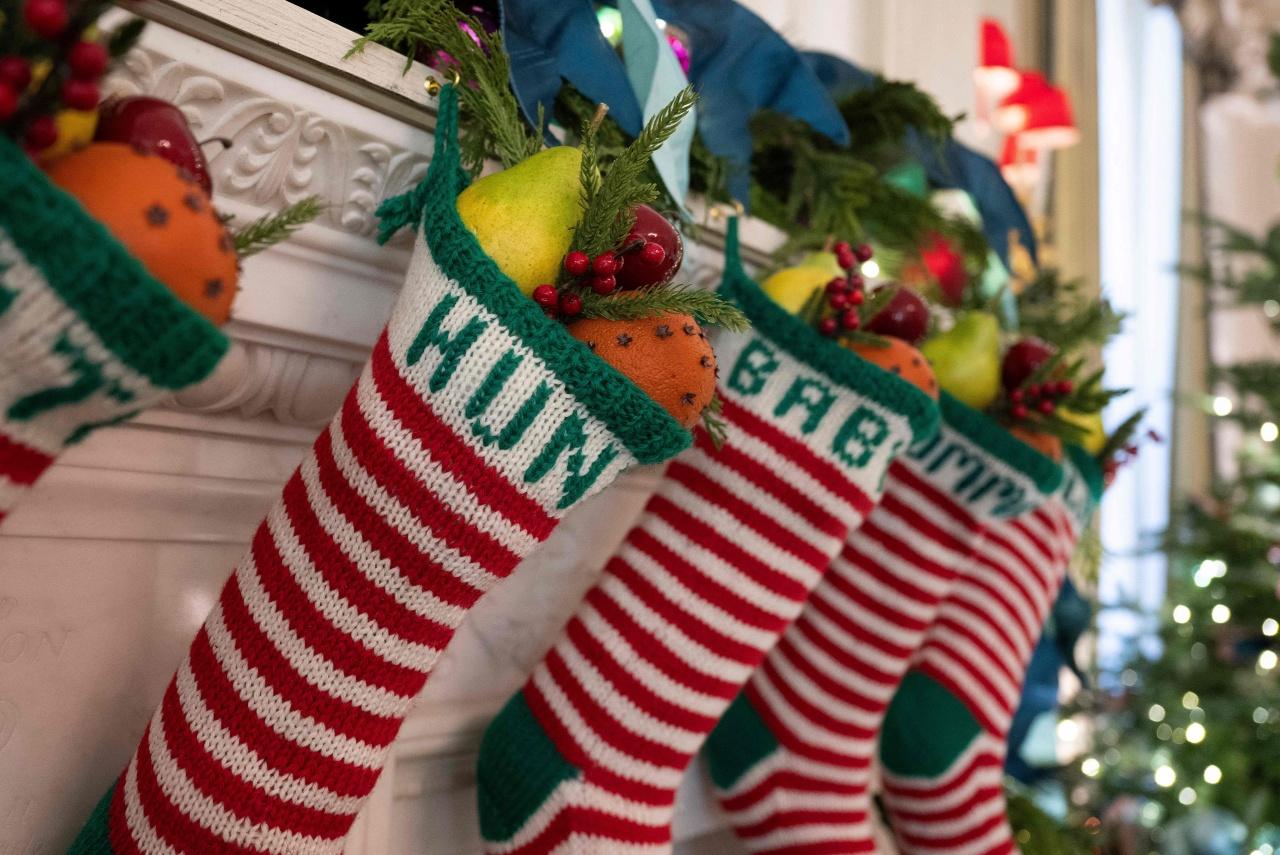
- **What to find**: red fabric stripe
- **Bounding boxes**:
[540,646,687,771]
[219,571,406,747]
[605,549,760,665]
[812,568,926,658]
[131,724,275,855]
[279,471,457,658]
[692,430,846,541]
[628,521,787,638]
[756,655,877,742]
[758,838,877,855]
[369,334,555,540]
[795,598,903,686]
[338,390,519,577]
[878,481,977,560]
[882,743,1003,799]
[891,461,982,533]
[107,772,143,855]
[931,612,1023,688]
[156,675,355,837]
[666,459,829,570]
[184,627,379,797]
[564,616,716,734]
[0,431,54,486]
[720,397,876,518]
[744,682,864,768]
[498,801,672,854]
[583,585,739,699]
[737,807,871,840]
[773,629,888,712]
[648,494,811,604]
[770,634,886,726]
[915,659,1005,737]
[892,797,1008,852]
[521,682,674,807]
[721,766,863,812]
[311,427,490,611]
[936,593,1025,675]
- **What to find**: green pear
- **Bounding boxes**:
[456,146,584,295]
[921,311,1001,410]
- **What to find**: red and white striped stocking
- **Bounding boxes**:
[475,224,939,854]
[878,447,1102,855]
[69,84,694,855]
[702,397,1064,854]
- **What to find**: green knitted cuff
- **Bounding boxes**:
[401,85,689,467]
[1066,443,1105,504]
[0,136,228,390]
[720,219,939,443]
[67,785,115,853]
[938,392,1064,495]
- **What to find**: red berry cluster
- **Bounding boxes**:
[818,240,874,338]
[1,0,109,153]
[532,282,583,320]
[1008,379,1074,421]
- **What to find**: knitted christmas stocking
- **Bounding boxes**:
[68,85,691,855]
[0,135,227,526]
[878,446,1103,855]
[474,219,940,854]
[702,396,1064,854]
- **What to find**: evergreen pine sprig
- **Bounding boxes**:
[577,284,749,332]
[700,392,729,449]
[838,78,959,160]
[1096,408,1146,463]
[351,0,541,172]
[571,86,698,260]
[1017,268,1126,352]
[232,196,326,259]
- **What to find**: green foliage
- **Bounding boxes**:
[570,86,697,260]
[352,0,542,172]
[106,18,147,59]
[1269,32,1280,83]
[700,392,728,450]
[838,76,958,163]
[1017,268,1126,352]
[1006,786,1094,855]
[231,196,326,259]
[576,284,749,333]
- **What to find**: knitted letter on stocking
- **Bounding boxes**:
[475,218,940,854]
[0,136,227,526]
[878,445,1103,855]
[68,84,690,855]
[702,396,1064,854]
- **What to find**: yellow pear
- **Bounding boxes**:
[921,311,1001,410]
[762,251,847,314]
[456,146,584,295]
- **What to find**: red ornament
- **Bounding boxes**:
[614,204,683,290]
[61,79,100,111]
[865,287,928,345]
[840,310,861,331]
[818,317,838,337]
[94,97,215,196]
[590,275,617,295]
[854,243,874,263]
[847,288,866,306]
[68,41,109,80]
[919,233,967,305]
[532,284,558,308]
[1002,337,1056,391]
[558,292,583,317]
[23,114,58,150]
[591,253,619,276]
[563,251,590,277]
[24,0,68,39]
[0,56,32,92]
[0,85,16,122]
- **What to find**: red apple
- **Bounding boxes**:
[866,286,930,345]
[615,204,684,290]
[1001,337,1056,391]
[95,96,214,196]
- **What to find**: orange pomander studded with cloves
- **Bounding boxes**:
[569,313,717,429]
[1010,425,1065,462]
[45,142,239,325]
[849,337,939,399]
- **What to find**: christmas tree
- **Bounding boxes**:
[1064,37,1280,855]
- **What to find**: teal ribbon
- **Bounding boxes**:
[620,0,695,217]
